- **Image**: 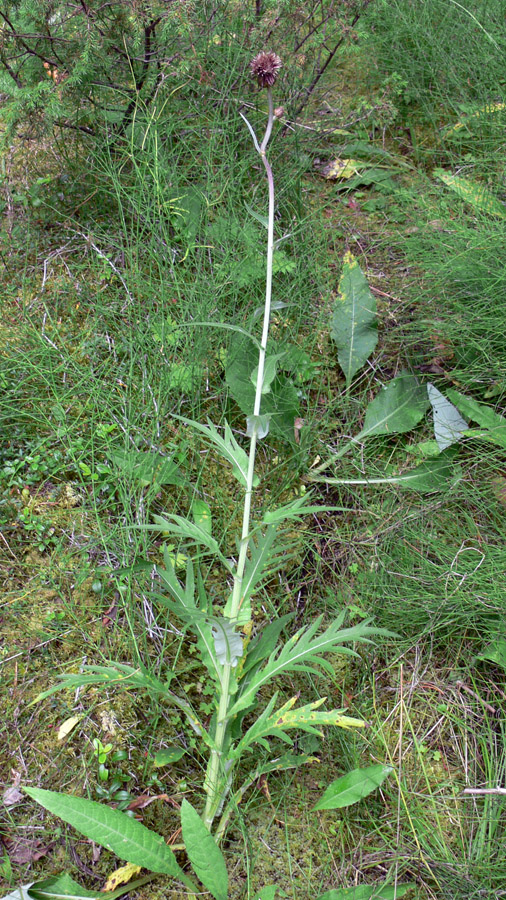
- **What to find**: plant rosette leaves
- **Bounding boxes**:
[317,884,414,900]
[313,764,393,810]
[331,251,377,386]
[427,384,467,450]
[23,788,197,891]
[446,389,506,449]
[26,872,153,899]
[180,800,228,900]
[434,168,506,218]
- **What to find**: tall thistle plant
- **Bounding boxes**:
[24,55,393,900]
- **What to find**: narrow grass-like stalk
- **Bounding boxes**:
[203,77,278,830]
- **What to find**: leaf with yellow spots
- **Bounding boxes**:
[103,862,142,892]
[434,169,506,219]
[321,158,363,180]
[446,102,506,133]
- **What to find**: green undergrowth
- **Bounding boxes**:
[2,5,506,899]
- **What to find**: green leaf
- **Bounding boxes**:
[225,334,299,443]
[192,499,212,536]
[228,616,390,717]
[107,450,185,489]
[150,513,227,566]
[254,888,277,900]
[313,764,393,810]
[23,789,197,890]
[172,415,258,488]
[427,384,467,450]
[180,800,228,900]
[246,414,271,439]
[434,169,506,218]
[244,201,269,229]
[358,374,429,439]
[317,884,414,900]
[446,390,506,449]
[27,873,153,899]
[153,747,186,767]
[477,639,506,672]
[250,353,286,394]
[314,454,456,493]
[331,251,378,385]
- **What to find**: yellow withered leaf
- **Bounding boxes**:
[321,158,362,180]
[103,862,142,892]
[57,716,82,741]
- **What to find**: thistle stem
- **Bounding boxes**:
[203,86,276,829]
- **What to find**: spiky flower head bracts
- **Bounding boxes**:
[250,51,282,88]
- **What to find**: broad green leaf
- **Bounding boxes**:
[211,618,243,666]
[192,499,212,536]
[427,384,467,450]
[446,390,506,449]
[313,764,393,811]
[358,374,429,439]
[314,455,456,493]
[225,334,299,442]
[331,252,377,385]
[254,888,277,900]
[477,639,506,672]
[23,789,197,890]
[172,415,258,488]
[27,872,153,899]
[181,800,228,900]
[317,884,413,900]
[153,747,186,767]
[250,353,286,395]
[0,888,30,900]
[434,169,506,218]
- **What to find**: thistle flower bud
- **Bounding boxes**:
[274,106,285,118]
[250,51,282,88]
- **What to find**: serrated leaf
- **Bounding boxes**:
[211,619,243,666]
[446,390,506,449]
[228,616,389,718]
[331,252,377,385]
[427,384,468,450]
[317,884,413,900]
[171,415,258,488]
[153,747,186,767]
[181,801,228,900]
[314,765,393,810]
[359,374,429,438]
[434,169,506,218]
[23,789,196,889]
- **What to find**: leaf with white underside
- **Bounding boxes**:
[23,789,197,890]
[251,353,286,394]
[331,252,377,385]
[427,384,468,450]
[313,764,393,810]
[181,801,228,900]
[211,619,243,667]
[246,414,271,439]
[228,615,389,717]
[313,454,455,493]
